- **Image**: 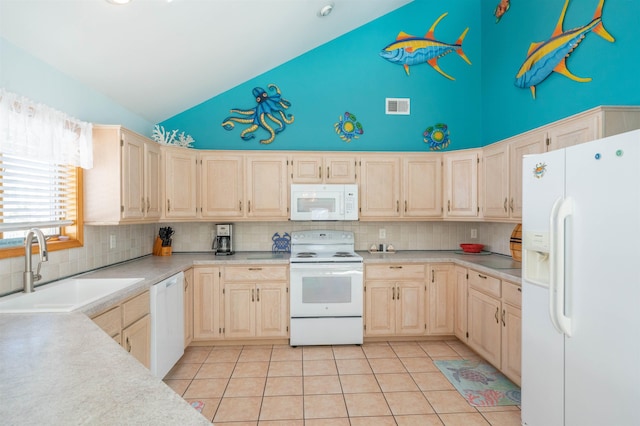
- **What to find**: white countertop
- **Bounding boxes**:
[0,250,520,424]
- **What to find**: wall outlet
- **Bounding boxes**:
[379,229,386,239]
[109,234,116,249]
[470,229,478,239]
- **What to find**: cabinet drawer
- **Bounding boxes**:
[366,264,425,280]
[224,266,288,282]
[122,291,150,328]
[468,270,501,298]
[502,281,522,308]
[92,306,121,337]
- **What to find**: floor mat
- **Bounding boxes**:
[434,359,521,406]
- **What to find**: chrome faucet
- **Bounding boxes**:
[23,228,48,293]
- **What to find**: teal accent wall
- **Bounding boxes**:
[481,0,640,144]
[0,37,153,136]
[161,0,482,151]
[3,0,639,149]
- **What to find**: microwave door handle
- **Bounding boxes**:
[339,194,344,215]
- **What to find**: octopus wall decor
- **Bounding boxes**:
[221,84,294,144]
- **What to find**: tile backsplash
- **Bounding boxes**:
[0,221,517,296]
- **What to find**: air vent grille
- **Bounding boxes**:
[385,98,410,115]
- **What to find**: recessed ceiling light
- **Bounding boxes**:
[318,3,334,17]
[106,0,131,5]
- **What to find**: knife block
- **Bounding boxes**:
[153,237,172,256]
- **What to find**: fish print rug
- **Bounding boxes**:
[434,359,521,406]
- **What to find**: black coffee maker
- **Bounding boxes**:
[213,224,234,255]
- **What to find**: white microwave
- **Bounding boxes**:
[290,184,358,221]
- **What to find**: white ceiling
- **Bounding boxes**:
[0,0,412,123]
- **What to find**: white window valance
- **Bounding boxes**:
[0,88,93,169]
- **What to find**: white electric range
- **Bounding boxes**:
[289,230,363,346]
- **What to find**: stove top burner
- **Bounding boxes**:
[333,252,356,257]
[295,252,317,258]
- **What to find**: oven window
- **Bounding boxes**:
[302,276,352,303]
[296,197,337,213]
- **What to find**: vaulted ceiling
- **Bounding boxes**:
[0,0,413,123]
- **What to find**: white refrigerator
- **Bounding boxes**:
[521,129,640,426]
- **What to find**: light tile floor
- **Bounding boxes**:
[163,339,521,425]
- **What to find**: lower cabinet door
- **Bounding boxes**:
[364,282,396,336]
[224,283,256,338]
[122,314,151,368]
[396,281,425,335]
[256,283,288,338]
[467,289,501,368]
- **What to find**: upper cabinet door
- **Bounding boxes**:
[245,155,289,219]
[324,155,357,183]
[143,142,162,220]
[200,153,245,218]
[443,150,480,219]
[403,155,442,218]
[481,142,510,219]
[121,131,145,220]
[163,147,198,219]
[508,133,545,219]
[359,155,401,219]
[291,154,357,183]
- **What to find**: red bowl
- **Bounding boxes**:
[460,243,484,253]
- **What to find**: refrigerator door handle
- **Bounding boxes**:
[550,196,574,337]
[549,197,564,334]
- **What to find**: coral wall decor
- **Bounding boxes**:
[514,0,614,99]
[334,112,364,142]
[379,12,471,80]
[221,84,294,144]
[423,123,450,150]
[152,124,195,147]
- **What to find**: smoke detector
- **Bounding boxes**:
[318,3,334,17]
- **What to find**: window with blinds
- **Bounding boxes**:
[0,153,80,252]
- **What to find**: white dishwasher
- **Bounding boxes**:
[150,271,184,378]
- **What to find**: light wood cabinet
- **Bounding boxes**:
[122,314,151,369]
[426,263,454,335]
[443,150,480,219]
[291,154,357,183]
[545,106,640,151]
[481,142,510,219]
[454,266,468,341]
[199,153,244,218]
[222,265,289,339]
[468,287,502,367]
[92,290,150,368]
[183,268,194,348]
[464,268,522,385]
[85,126,162,224]
[364,264,426,336]
[245,155,290,219]
[501,280,522,385]
[163,146,198,219]
[359,155,401,219]
[193,266,223,340]
[402,155,442,218]
[360,154,442,220]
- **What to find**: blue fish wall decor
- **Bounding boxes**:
[379,12,471,80]
[514,0,614,99]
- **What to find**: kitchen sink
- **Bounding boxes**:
[0,278,144,313]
